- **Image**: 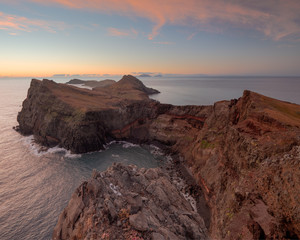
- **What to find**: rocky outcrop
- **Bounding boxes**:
[95,75,160,95]
[17,76,300,239]
[146,91,300,239]
[53,163,208,240]
[17,76,162,153]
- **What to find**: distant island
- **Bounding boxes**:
[17,75,300,239]
[138,74,152,77]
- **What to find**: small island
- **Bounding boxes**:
[17,75,300,239]
[138,74,152,78]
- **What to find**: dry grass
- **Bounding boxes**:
[253,92,300,127]
[43,80,149,112]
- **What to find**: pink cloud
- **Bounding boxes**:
[0,11,66,34]
[107,27,138,38]
[153,41,175,45]
[187,32,196,40]
[30,0,300,41]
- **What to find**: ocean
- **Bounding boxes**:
[0,76,299,239]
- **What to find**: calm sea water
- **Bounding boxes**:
[143,76,300,105]
[0,76,299,239]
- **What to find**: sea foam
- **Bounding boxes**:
[21,135,81,158]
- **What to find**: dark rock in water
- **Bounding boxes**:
[52,163,208,240]
[138,74,152,78]
[13,125,20,132]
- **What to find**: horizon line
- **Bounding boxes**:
[1,74,300,78]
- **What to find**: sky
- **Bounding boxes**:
[1,0,300,77]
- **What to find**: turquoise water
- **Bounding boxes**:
[0,76,299,239]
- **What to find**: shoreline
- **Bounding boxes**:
[17,128,211,236]
[17,76,300,239]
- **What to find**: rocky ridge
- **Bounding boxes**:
[53,163,208,240]
[17,75,300,239]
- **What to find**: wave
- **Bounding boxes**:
[104,140,139,149]
[149,144,173,162]
[121,142,139,148]
[21,135,81,159]
[67,83,93,90]
[21,137,171,162]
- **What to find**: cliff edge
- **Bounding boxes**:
[17,77,300,239]
[53,163,208,240]
[17,75,161,153]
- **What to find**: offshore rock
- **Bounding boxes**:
[52,163,208,240]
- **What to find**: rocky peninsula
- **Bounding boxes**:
[17,75,300,239]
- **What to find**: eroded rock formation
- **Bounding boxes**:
[17,75,161,153]
[17,75,300,239]
[53,163,208,240]
[148,91,300,239]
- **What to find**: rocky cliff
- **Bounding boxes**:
[147,91,300,239]
[53,163,208,240]
[17,75,161,153]
[17,76,300,239]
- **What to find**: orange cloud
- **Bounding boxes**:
[30,0,300,41]
[107,27,138,38]
[0,11,66,33]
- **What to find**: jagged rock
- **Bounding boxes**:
[52,164,208,240]
[129,211,149,231]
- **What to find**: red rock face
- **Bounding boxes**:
[145,91,300,239]
[18,78,300,239]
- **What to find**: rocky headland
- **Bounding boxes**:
[17,75,300,239]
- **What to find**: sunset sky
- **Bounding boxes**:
[1,0,300,77]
